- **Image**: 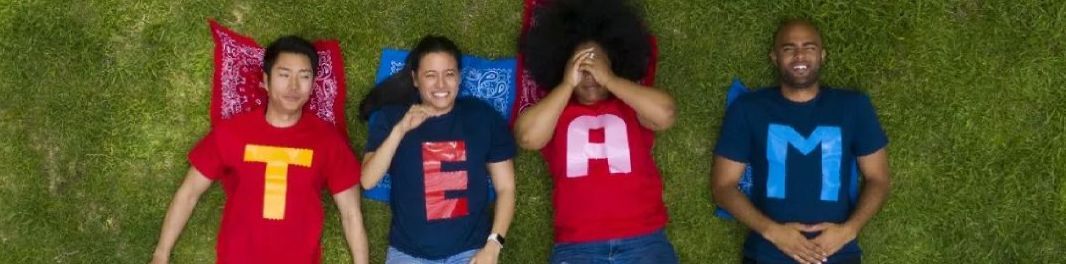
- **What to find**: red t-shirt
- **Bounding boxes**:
[541,98,669,243]
[188,108,360,264]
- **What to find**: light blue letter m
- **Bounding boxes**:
[766,124,842,201]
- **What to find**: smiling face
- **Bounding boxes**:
[412,51,460,115]
[771,21,826,90]
[264,52,314,114]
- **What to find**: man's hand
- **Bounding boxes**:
[809,222,858,257]
[468,243,501,264]
[763,223,828,264]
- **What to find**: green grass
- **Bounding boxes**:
[1,0,1064,263]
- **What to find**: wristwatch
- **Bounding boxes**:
[487,233,506,248]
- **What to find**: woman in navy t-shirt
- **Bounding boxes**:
[357,35,516,264]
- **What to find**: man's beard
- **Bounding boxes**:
[779,67,820,89]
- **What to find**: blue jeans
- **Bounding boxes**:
[550,229,679,264]
[386,246,478,264]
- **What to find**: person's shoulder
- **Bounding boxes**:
[822,86,873,105]
[215,109,262,133]
[750,86,779,96]
[457,97,493,111]
[824,86,865,97]
[378,104,409,116]
[457,98,501,118]
[304,113,338,131]
[370,104,409,123]
[734,86,777,106]
[299,117,352,150]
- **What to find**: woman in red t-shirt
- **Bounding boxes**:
[514,0,680,263]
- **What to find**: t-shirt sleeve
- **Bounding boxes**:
[325,136,362,194]
[364,110,395,153]
[713,99,753,163]
[187,130,224,180]
[852,95,889,156]
[486,106,517,163]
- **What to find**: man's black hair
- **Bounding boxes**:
[263,36,319,76]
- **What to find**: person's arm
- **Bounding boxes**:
[810,148,891,255]
[151,167,214,264]
[470,160,516,264]
[582,52,676,131]
[602,78,676,131]
[513,49,592,150]
[332,187,369,264]
[847,148,892,231]
[711,156,828,264]
[361,105,430,189]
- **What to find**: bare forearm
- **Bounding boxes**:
[154,190,201,254]
[514,84,572,150]
[711,157,779,235]
[605,78,676,130]
[846,149,892,232]
[332,188,369,264]
[490,188,515,236]
[154,169,213,262]
[843,176,890,232]
[340,211,369,264]
[360,129,404,189]
[486,161,516,236]
[713,185,779,235]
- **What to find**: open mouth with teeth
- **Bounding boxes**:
[430,91,451,99]
[791,64,810,74]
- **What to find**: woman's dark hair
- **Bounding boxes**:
[521,0,651,89]
[263,36,319,77]
[358,35,462,120]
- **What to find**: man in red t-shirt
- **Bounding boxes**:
[515,1,678,262]
[151,36,368,264]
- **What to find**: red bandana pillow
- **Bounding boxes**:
[209,20,349,140]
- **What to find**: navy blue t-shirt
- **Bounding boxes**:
[714,87,888,263]
[366,98,517,259]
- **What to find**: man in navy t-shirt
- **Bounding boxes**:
[712,19,892,264]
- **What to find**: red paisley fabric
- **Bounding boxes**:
[209,20,349,140]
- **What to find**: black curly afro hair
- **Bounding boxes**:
[521,0,652,89]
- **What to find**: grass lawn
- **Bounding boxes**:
[1,0,1064,263]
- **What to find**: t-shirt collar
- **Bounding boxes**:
[773,85,826,106]
[256,107,310,131]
